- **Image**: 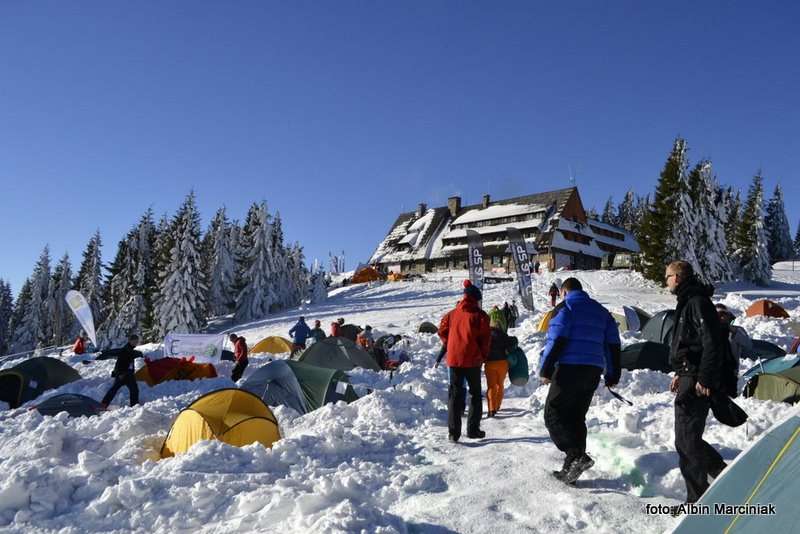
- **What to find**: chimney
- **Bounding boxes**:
[447,196,461,218]
[416,202,427,217]
[482,194,490,209]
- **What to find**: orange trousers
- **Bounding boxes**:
[485,360,509,412]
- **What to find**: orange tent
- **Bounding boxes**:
[387,272,406,282]
[745,299,790,319]
[351,266,385,284]
[135,357,218,386]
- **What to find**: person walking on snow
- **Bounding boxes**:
[667,261,729,504]
[97,333,144,408]
[356,325,375,351]
[229,333,249,381]
[310,320,327,342]
[488,305,508,333]
[486,317,517,417]
[330,317,345,337]
[548,278,563,308]
[289,316,312,356]
[439,280,491,442]
[715,303,752,362]
[72,332,87,355]
[539,277,621,485]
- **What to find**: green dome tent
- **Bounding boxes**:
[418,322,438,335]
[744,367,800,404]
[338,324,361,342]
[0,357,81,408]
[672,413,800,533]
[35,393,104,417]
[620,341,672,373]
[297,337,381,372]
[742,354,800,384]
[640,309,675,345]
[241,360,358,414]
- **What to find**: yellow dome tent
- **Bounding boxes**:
[538,309,556,332]
[251,336,294,355]
[160,388,281,458]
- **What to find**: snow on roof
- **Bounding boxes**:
[398,232,419,246]
[451,203,546,226]
[444,218,544,240]
[408,209,435,232]
[553,218,640,253]
[549,231,606,258]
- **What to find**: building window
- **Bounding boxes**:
[491,255,502,265]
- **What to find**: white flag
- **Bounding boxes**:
[163,333,225,363]
[65,290,97,347]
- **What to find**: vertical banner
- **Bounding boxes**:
[163,333,226,363]
[466,229,484,291]
[506,227,535,311]
[65,290,97,347]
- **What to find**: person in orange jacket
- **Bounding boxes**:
[72,333,87,355]
[330,317,345,337]
[485,317,517,417]
[229,333,249,381]
[439,280,491,441]
[356,325,375,351]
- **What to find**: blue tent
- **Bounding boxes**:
[672,413,800,532]
[742,354,800,384]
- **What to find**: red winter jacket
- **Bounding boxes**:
[439,296,491,368]
[331,322,342,337]
[73,337,86,355]
[233,337,248,362]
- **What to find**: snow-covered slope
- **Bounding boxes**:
[1,268,798,533]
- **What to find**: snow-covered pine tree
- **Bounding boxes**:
[203,207,237,316]
[270,211,292,310]
[737,173,772,285]
[586,207,599,220]
[8,279,33,354]
[147,213,173,340]
[691,162,733,282]
[235,202,276,322]
[74,230,105,329]
[668,163,700,275]
[155,192,208,336]
[764,184,794,263]
[233,203,261,300]
[18,246,53,350]
[287,243,308,308]
[794,221,800,259]
[101,233,134,345]
[601,198,617,225]
[633,194,650,239]
[616,190,636,233]
[0,279,13,354]
[723,187,741,257]
[639,138,688,283]
[307,268,328,304]
[49,253,74,345]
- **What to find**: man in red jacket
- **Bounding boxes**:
[439,280,491,442]
[229,333,249,381]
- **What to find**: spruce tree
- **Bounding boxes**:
[601,198,617,225]
[49,253,74,345]
[737,173,772,285]
[203,207,237,316]
[155,192,208,336]
[148,213,173,340]
[0,280,13,354]
[235,202,276,321]
[616,190,636,233]
[723,188,741,257]
[764,184,793,262]
[8,279,33,354]
[638,138,688,283]
[74,230,105,328]
[668,166,699,275]
[586,207,599,220]
[794,221,800,259]
[11,247,53,351]
[692,162,732,282]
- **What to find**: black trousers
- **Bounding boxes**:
[101,372,139,407]
[544,364,601,460]
[675,376,726,503]
[231,358,249,382]
[448,367,482,437]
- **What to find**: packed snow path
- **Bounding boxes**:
[1,267,799,533]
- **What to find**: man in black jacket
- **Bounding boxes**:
[97,333,144,408]
[666,261,727,504]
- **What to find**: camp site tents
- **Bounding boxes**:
[623,306,651,331]
[538,309,556,332]
[640,309,675,345]
[792,337,800,354]
[351,266,385,284]
[35,393,104,417]
[338,324,361,342]
[611,312,628,332]
[418,322,438,335]
[742,354,800,384]
[160,388,281,458]
[620,342,672,373]
[0,357,81,408]
[387,272,406,282]
[296,337,381,372]
[250,336,294,355]
[745,299,790,319]
[746,340,786,361]
[135,357,218,387]
[743,367,800,404]
[672,413,800,533]
[241,360,358,414]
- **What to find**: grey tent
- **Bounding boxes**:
[640,309,675,345]
[241,360,358,414]
[418,322,438,335]
[744,366,800,404]
[0,357,81,408]
[744,340,786,361]
[35,393,104,417]
[623,306,651,331]
[297,337,381,372]
[338,324,361,342]
[673,413,800,533]
[620,342,672,373]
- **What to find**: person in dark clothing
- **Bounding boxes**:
[502,302,515,330]
[439,280,491,442]
[289,316,312,356]
[229,333,249,381]
[539,278,621,485]
[548,280,562,308]
[98,334,144,408]
[666,260,728,504]
[534,260,541,274]
[310,320,327,342]
[486,321,517,417]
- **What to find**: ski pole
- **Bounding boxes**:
[606,386,633,406]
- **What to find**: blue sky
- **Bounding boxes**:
[1,1,798,294]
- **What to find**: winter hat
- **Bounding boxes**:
[463,279,472,288]
[463,280,482,301]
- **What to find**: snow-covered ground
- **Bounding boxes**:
[2,267,799,533]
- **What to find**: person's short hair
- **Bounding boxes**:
[365,325,372,331]
[337,318,345,324]
[561,277,582,292]
[229,333,237,340]
[667,260,694,278]
[299,316,305,321]
[128,333,139,342]
[314,320,321,326]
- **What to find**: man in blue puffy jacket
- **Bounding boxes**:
[539,277,621,485]
[289,316,312,356]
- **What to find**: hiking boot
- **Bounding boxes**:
[561,454,594,485]
[552,455,573,480]
[448,433,460,443]
[487,411,496,418]
[466,429,486,439]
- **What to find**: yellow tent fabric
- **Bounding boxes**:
[160,388,281,458]
[251,336,294,355]
[538,309,556,332]
[611,312,628,332]
[351,266,385,284]
[387,272,406,282]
